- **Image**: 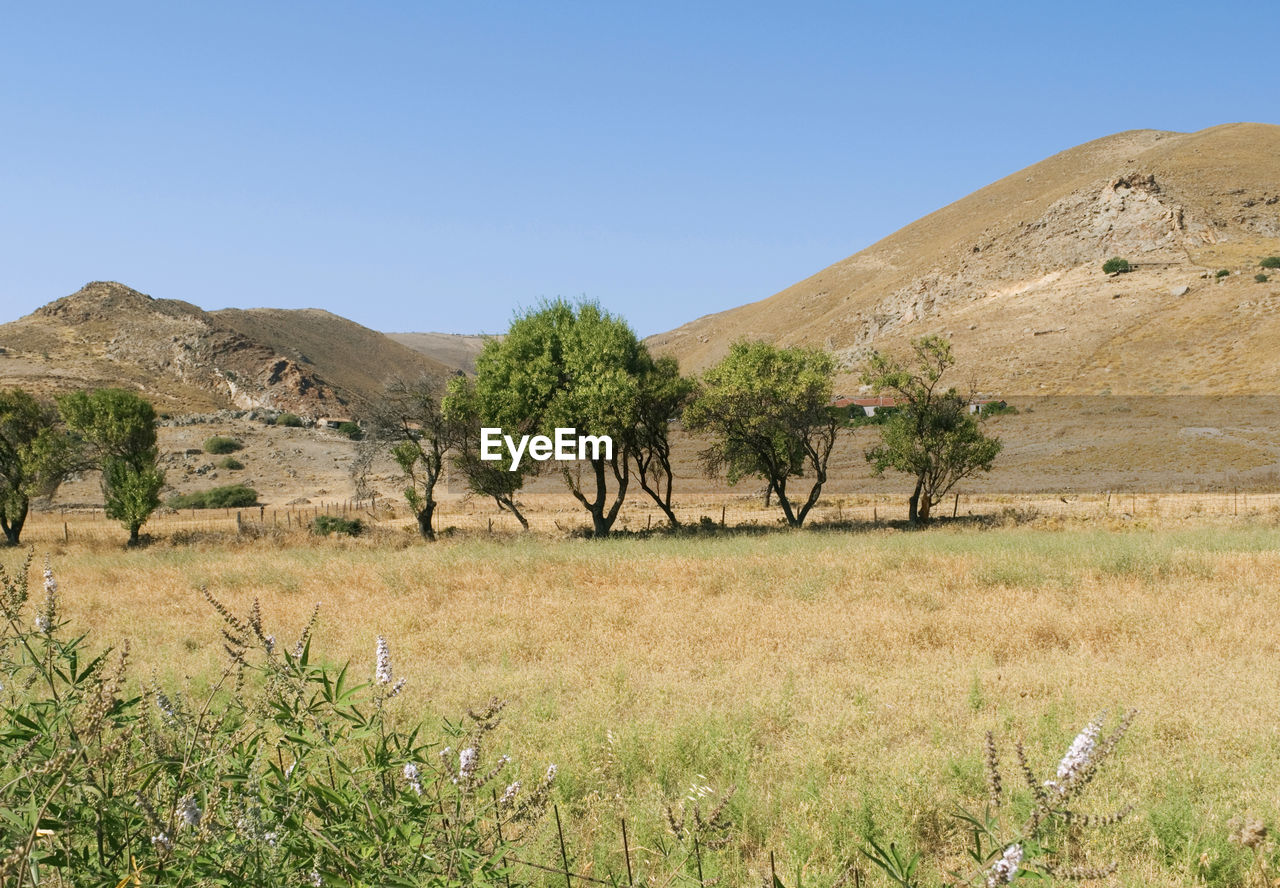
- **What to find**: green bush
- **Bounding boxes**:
[1260,256,1280,269]
[980,400,1018,416]
[0,556,548,887]
[337,421,363,441]
[312,514,364,536]
[277,412,304,427]
[168,484,259,509]
[218,455,244,470]
[1215,268,1231,278]
[1102,257,1132,274]
[1256,273,1270,283]
[202,435,242,454]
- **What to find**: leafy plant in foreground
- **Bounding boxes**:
[0,555,553,886]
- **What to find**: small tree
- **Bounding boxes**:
[0,389,76,545]
[630,356,693,528]
[861,336,1001,523]
[1102,257,1131,274]
[356,377,455,540]
[58,389,165,545]
[443,376,533,530]
[684,341,839,528]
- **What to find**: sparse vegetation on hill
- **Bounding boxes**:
[276,411,304,427]
[202,434,242,454]
[1260,256,1280,268]
[1102,256,1132,274]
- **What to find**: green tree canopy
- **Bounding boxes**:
[0,389,76,545]
[861,335,1002,523]
[683,341,840,528]
[58,389,165,545]
[442,375,534,530]
[468,300,654,537]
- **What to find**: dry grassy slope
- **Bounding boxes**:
[383,331,490,375]
[649,123,1280,396]
[213,308,456,410]
[0,282,453,417]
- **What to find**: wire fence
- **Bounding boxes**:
[17,490,1280,546]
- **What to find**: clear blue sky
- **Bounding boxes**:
[2,2,1275,337]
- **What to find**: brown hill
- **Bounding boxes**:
[212,308,455,409]
[649,123,1280,396]
[384,331,490,374]
[0,282,451,416]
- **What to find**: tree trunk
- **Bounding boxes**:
[416,500,436,541]
[1,501,26,546]
[908,477,923,524]
[127,522,142,547]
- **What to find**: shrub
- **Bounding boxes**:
[312,514,364,536]
[277,412,304,427]
[1215,268,1231,278]
[0,556,549,887]
[337,421,363,441]
[218,455,244,470]
[980,400,1018,416]
[167,484,259,509]
[1102,257,1132,274]
[1256,274,1270,283]
[1260,256,1280,269]
[202,435,242,454]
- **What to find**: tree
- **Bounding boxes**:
[0,389,76,545]
[470,300,653,538]
[442,376,533,530]
[683,341,840,528]
[355,376,456,540]
[58,389,165,545]
[861,335,1002,523]
[630,356,693,528]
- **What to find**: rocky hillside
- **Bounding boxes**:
[649,123,1280,396]
[0,282,451,416]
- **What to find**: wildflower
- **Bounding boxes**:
[387,676,406,699]
[264,634,276,655]
[37,561,57,633]
[156,690,178,724]
[1046,718,1101,794]
[151,832,172,851]
[285,762,296,780]
[986,844,1022,886]
[310,872,322,887]
[264,831,278,847]
[179,795,202,828]
[545,763,558,784]
[403,762,423,796]
[499,781,520,806]
[375,635,392,685]
[459,747,478,780]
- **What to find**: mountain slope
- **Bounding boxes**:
[648,123,1280,395]
[0,282,451,415]
[213,308,455,409]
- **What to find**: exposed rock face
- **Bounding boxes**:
[5,281,340,415]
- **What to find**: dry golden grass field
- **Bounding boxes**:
[4,502,1280,887]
